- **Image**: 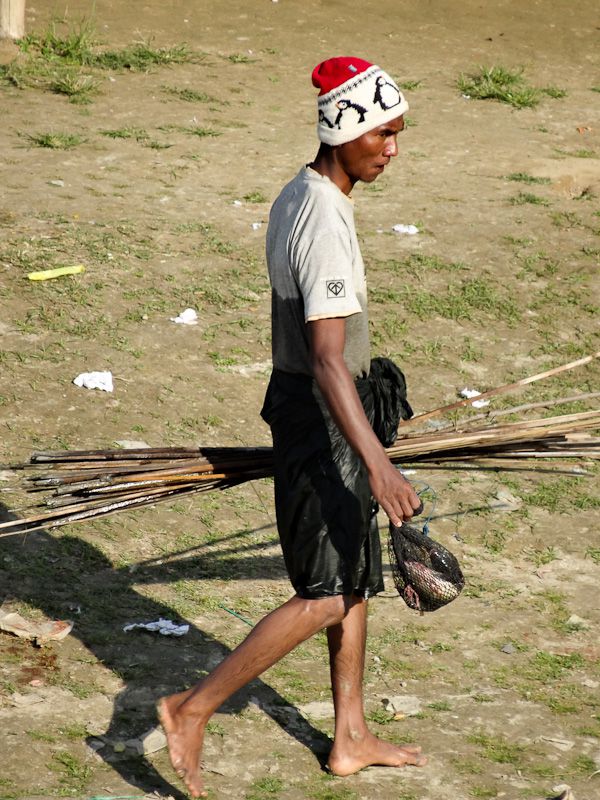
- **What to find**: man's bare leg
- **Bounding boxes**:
[326,596,427,776]
[158,593,348,798]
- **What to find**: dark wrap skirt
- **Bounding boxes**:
[260,358,412,599]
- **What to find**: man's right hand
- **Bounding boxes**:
[368,455,421,526]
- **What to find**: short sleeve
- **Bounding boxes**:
[292,230,362,322]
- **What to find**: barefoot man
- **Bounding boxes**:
[158,56,426,798]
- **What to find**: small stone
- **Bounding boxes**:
[48,179,65,187]
[566,614,588,629]
[492,488,522,512]
[501,643,517,654]
[381,695,421,716]
[297,701,334,719]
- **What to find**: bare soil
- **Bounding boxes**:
[0,2,599,799]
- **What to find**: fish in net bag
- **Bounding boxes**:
[388,522,465,613]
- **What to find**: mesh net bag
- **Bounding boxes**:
[388,522,465,613]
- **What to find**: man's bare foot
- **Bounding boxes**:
[157,693,208,798]
[327,731,427,777]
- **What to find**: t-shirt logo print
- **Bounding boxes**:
[326,279,346,298]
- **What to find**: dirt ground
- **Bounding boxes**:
[1,1,599,799]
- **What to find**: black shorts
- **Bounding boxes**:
[261,369,384,599]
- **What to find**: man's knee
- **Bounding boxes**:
[294,593,359,628]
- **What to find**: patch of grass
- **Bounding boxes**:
[467,731,525,764]
[93,40,192,71]
[227,53,255,63]
[529,546,557,567]
[18,16,97,63]
[243,190,268,203]
[24,131,85,149]
[470,788,496,799]
[377,278,520,324]
[246,776,284,799]
[49,751,91,791]
[100,126,149,141]
[569,754,598,776]
[525,476,595,513]
[50,68,100,102]
[1,17,198,105]
[58,722,88,739]
[458,65,541,108]
[27,728,57,743]
[307,779,359,800]
[523,651,585,682]
[366,707,394,725]
[162,85,216,102]
[399,79,422,90]
[541,85,568,99]
[505,172,551,185]
[184,126,222,138]
[510,191,550,206]
[586,547,600,564]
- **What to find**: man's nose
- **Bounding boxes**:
[383,136,398,157]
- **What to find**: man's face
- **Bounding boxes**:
[338,115,405,184]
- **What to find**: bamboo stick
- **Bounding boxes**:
[402,351,600,428]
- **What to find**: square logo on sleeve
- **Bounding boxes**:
[326,279,346,298]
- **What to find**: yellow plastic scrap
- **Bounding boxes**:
[27,264,85,281]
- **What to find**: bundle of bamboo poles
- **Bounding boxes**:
[1,353,598,536]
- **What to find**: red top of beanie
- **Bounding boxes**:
[311,56,374,96]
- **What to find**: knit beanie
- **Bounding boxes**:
[313,56,408,146]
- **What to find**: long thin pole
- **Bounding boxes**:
[403,352,600,428]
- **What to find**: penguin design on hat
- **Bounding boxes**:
[334,98,368,129]
[318,109,335,129]
[373,75,402,111]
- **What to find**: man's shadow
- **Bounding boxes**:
[0,503,332,798]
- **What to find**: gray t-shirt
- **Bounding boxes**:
[266,167,370,379]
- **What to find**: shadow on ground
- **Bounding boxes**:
[0,503,331,797]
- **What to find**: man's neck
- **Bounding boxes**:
[309,146,355,196]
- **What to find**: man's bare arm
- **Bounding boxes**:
[308,316,419,524]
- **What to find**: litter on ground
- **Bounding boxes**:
[73,371,114,392]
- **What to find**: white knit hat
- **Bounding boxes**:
[313,56,409,146]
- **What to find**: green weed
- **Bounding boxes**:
[27,729,57,743]
[49,751,91,790]
[530,546,557,567]
[510,192,550,206]
[585,547,600,564]
[246,776,284,799]
[162,85,216,103]
[399,79,422,90]
[457,65,541,108]
[505,172,551,185]
[467,731,525,764]
[93,41,192,71]
[227,53,255,64]
[100,126,149,141]
[50,68,100,102]
[185,126,222,138]
[243,191,268,203]
[541,85,568,99]
[24,131,85,149]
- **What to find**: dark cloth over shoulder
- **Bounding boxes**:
[260,357,412,599]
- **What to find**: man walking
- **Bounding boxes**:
[159,56,426,798]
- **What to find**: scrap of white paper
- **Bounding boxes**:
[123,618,189,637]
[73,371,114,392]
[170,308,198,325]
[460,387,490,408]
[392,224,419,235]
